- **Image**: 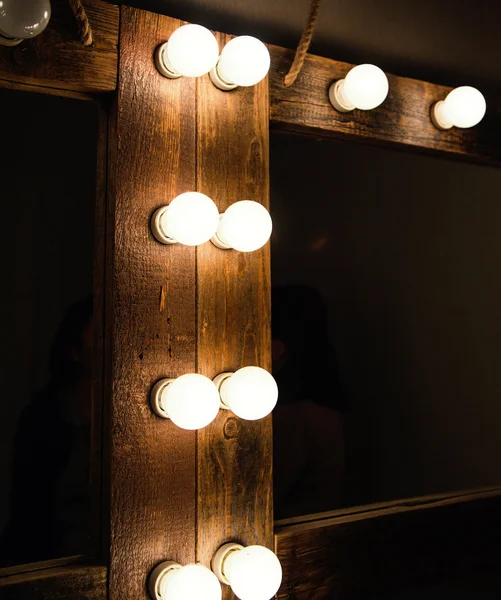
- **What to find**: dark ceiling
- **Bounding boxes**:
[122,0,501,90]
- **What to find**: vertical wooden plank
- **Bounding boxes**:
[107,9,197,599]
[196,32,272,591]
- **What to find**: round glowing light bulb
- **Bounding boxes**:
[212,201,272,252]
[212,544,282,600]
[329,64,389,112]
[151,374,220,430]
[215,367,278,421]
[151,192,220,246]
[150,562,222,600]
[211,36,270,90]
[0,0,51,46]
[155,24,219,78]
[432,86,486,129]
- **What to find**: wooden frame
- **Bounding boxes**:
[1,3,500,600]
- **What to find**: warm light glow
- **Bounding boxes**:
[220,367,278,421]
[436,86,486,129]
[161,374,220,430]
[342,64,389,110]
[224,546,282,600]
[217,36,270,87]
[159,192,220,246]
[161,565,222,600]
[0,0,51,41]
[166,24,219,77]
[215,201,272,252]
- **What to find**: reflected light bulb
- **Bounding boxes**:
[211,201,272,252]
[155,24,219,79]
[150,561,222,600]
[329,64,389,112]
[210,36,270,91]
[212,544,282,600]
[214,367,278,421]
[150,374,220,430]
[151,192,220,246]
[0,0,51,46]
[431,86,486,130]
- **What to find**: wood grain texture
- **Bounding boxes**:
[0,0,118,93]
[195,32,272,596]
[107,8,197,599]
[0,566,107,600]
[270,45,501,166]
[275,494,501,599]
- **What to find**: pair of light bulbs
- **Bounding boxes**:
[329,63,486,130]
[151,367,278,430]
[151,192,272,251]
[0,0,51,46]
[155,23,270,90]
[150,543,282,600]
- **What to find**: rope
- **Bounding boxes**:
[283,0,322,87]
[69,0,93,47]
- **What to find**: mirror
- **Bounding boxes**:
[271,130,501,520]
[0,89,99,567]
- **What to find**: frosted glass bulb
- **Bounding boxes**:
[164,24,219,77]
[152,192,220,246]
[433,86,486,129]
[223,546,282,600]
[215,36,270,88]
[219,367,278,421]
[329,64,388,112]
[157,374,220,430]
[161,565,222,600]
[214,201,272,252]
[0,0,51,44]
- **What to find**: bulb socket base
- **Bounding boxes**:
[211,543,244,584]
[210,214,232,249]
[210,60,238,91]
[150,379,175,419]
[213,372,234,409]
[154,42,183,79]
[149,561,182,600]
[151,206,178,245]
[431,100,453,130]
[329,80,356,112]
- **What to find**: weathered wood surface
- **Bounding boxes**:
[107,8,197,600]
[196,32,272,599]
[0,0,118,93]
[270,45,501,166]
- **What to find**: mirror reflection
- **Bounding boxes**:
[271,131,501,520]
[0,89,97,567]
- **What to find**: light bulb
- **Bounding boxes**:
[150,374,220,430]
[210,36,270,91]
[212,544,282,600]
[0,0,51,46]
[214,367,278,421]
[211,201,272,252]
[149,561,222,600]
[155,24,219,79]
[151,192,220,246]
[431,86,486,130]
[329,64,389,112]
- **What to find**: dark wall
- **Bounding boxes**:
[271,131,501,507]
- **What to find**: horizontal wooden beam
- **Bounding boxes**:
[269,45,501,166]
[0,0,118,94]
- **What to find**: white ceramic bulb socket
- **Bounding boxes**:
[329,64,389,112]
[0,0,51,46]
[155,24,219,78]
[149,561,222,600]
[212,544,282,600]
[431,86,486,130]
[150,374,220,430]
[150,192,220,246]
[210,35,270,91]
[211,201,272,252]
[214,366,278,421]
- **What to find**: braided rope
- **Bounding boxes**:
[69,0,93,47]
